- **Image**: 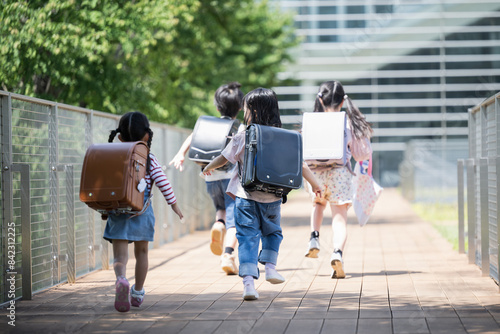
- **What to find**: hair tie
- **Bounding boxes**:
[317,92,323,98]
[344,94,348,100]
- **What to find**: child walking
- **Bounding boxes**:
[104,111,184,312]
[170,82,243,275]
[304,80,372,279]
[203,88,321,300]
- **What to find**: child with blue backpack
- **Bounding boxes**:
[203,88,321,300]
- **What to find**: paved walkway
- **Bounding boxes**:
[3,188,500,334]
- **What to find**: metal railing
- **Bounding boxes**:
[399,139,468,204]
[0,91,214,304]
[457,91,500,287]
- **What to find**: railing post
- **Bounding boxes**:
[1,93,14,302]
[479,157,489,276]
[11,164,32,300]
[49,105,60,284]
[497,157,500,290]
[466,159,476,264]
[457,159,465,254]
[65,165,76,284]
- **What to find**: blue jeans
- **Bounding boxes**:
[234,197,283,279]
[206,178,235,229]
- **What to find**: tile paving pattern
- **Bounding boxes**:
[2,188,500,333]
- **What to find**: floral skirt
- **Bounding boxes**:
[305,166,353,208]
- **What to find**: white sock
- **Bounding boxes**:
[132,285,144,294]
[243,275,254,285]
[265,263,276,271]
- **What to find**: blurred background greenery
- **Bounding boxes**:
[412,202,466,251]
[0,0,298,127]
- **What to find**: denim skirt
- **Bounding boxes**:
[103,189,155,243]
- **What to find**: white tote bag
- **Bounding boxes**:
[352,157,383,226]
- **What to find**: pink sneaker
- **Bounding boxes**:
[114,277,130,312]
[130,284,145,307]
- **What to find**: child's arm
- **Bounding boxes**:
[169,133,193,172]
[170,202,184,220]
[150,154,184,220]
[202,155,228,176]
[302,162,322,197]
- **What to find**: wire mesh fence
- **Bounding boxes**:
[399,138,469,204]
[0,91,213,304]
[466,92,500,285]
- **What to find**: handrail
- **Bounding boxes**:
[468,91,500,114]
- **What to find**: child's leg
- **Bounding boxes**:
[330,204,348,279]
[210,210,226,256]
[234,198,261,279]
[207,180,227,255]
[311,201,327,232]
[235,198,261,300]
[215,209,226,224]
[112,240,131,312]
[221,227,239,275]
[225,227,237,249]
[223,188,237,251]
[112,240,129,279]
[259,200,283,262]
[258,201,285,284]
[206,180,227,223]
[133,241,149,291]
[306,201,326,258]
[331,204,348,251]
[221,190,238,275]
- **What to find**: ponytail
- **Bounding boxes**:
[314,81,372,139]
[108,128,120,143]
[145,127,154,173]
[343,96,373,140]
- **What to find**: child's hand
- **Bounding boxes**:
[312,184,322,198]
[169,154,185,172]
[202,165,213,176]
[171,202,184,220]
[202,155,227,176]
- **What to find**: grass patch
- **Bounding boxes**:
[412,202,467,251]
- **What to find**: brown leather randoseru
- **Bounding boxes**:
[79,141,149,214]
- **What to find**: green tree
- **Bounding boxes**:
[0,0,297,127]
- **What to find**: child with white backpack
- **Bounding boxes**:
[303,80,372,279]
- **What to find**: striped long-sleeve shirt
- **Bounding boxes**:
[146,153,177,205]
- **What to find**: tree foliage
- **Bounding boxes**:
[0,0,297,127]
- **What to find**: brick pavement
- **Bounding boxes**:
[2,188,500,334]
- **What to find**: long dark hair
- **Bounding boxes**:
[214,81,244,118]
[243,88,282,128]
[108,111,153,172]
[314,81,372,139]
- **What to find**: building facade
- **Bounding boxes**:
[272,0,500,186]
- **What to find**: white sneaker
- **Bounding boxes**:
[243,279,259,300]
[210,222,226,256]
[330,250,345,279]
[305,237,320,258]
[221,253,238,275]
[265,269,285,284]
